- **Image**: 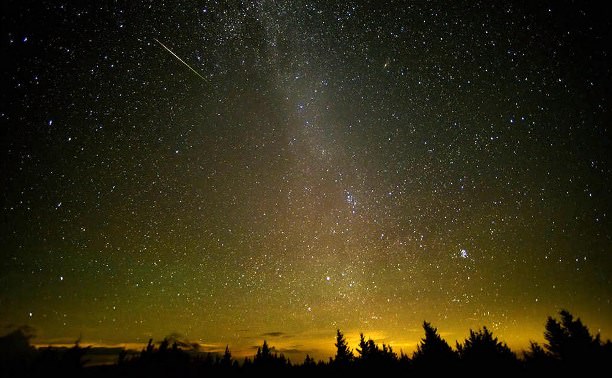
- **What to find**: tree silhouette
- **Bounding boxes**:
[333,329,353,366]
[254,339,272,365]
[354,333,398,371]
[398,350,411,369]
[543,309,609,371]
[303,354,315,367]
[252,340,288,371]
[456,326,517,371]
[2,310,609,377]
[523,341,555,373]
[0,326,37,377]
[411,321,457,372]
[545,310,596,360]
[356,333,372,360]
[220,345,232,368]
[379,343,398,365]
[356,333,381,365]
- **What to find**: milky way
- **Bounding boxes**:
[1,1,611,359]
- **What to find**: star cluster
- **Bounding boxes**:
[1,1,611,359]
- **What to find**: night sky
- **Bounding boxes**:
[2,1,611,360]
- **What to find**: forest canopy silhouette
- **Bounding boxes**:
[1,310,610,377]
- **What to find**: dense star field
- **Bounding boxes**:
[1,1,611,360]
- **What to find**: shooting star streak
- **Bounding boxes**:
[154,38,206,81]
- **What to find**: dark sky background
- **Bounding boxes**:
[1,0,611,359]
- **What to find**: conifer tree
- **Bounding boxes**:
[334,329,353,366]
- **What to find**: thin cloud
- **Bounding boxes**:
[260,331,289,338]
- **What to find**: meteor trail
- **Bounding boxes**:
[154,38,206,81]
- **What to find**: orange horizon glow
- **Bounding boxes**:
[28,309,612,363]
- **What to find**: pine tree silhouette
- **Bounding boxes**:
[356,333,374,361]
[3,309,608,376]
[412,321,457,372]
[456,326,517,371]
[543,309,607,372]
[333,329,353,366]
[546,310,593,360]
[354,332,399,372]
[303,354,315,367]
[523,341,554,373]
[380,343,397,364]
[220,345,232,368]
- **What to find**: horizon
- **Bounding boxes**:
[24,308,611,362]
[2,1,610,367]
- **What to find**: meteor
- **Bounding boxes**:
[154,38,206,81]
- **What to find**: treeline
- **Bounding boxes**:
[1,309,610,377]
